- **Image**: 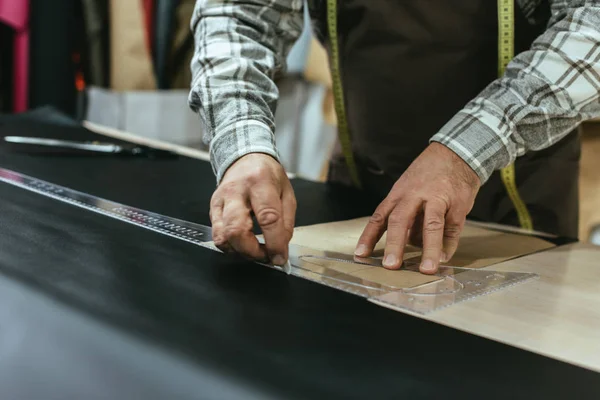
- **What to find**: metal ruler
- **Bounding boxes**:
[0,167,538,315]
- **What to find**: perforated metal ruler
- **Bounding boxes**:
[0,167,538,315]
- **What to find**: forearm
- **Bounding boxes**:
[431,1,600,183]
[188,0,303,182]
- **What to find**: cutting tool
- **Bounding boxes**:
[3,136,177,158]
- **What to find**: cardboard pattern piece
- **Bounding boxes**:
[290,217,555,289]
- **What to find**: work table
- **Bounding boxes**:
[0,110,599,399]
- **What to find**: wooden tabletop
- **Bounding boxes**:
[424,241,600,373]
[292,217,600,374]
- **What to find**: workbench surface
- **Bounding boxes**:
[0,110,599,399]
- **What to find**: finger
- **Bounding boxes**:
[408,211,424,247]
[281,184,297,242]
[383,200,421,270]
[249,183,288,265]
[222,195,268,261]
[420,200,447,274]
[442,209,465,263]
[210,196,228,250]
[355,200,395,257]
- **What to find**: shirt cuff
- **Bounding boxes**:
[430,111,515,184]
[210,120,280,183]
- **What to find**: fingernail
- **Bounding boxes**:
[421,259,435,273]
[383,254,398,268]
[440,252,448,263]
[355,244,368,256]
[272,255,286,266]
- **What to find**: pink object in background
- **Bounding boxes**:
[0,0,30,113]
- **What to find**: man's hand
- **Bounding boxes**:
[355,143,481,274]
[210,153,296,266]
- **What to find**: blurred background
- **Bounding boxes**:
[1,0,600,241]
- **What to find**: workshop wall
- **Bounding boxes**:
[0,0,336,181]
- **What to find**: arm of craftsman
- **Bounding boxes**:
[431,0,600,182]
[357,1,600,275]
[188,0,303,265]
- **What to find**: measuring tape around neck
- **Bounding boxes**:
[326,0,533,230]
[497,0,534,231]
[326,0,361,188]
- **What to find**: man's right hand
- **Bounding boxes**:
[210,153,297,266]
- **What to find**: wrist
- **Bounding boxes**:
[430,111,515,184]
[220,152,282,184]
[428,142,481,190]
[210,121,279,183]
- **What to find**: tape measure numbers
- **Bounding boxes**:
[327,0,533,230]
[497,0,515,78]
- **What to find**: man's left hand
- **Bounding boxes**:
[355,142,481,274]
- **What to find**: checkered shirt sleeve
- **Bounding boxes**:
[190,0,600,184]
[431,0,600,182]
[188,0,304,183]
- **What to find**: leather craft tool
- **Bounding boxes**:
[3,136,178,158]
[0,167,538,315]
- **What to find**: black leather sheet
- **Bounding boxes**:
[0,112,599,399]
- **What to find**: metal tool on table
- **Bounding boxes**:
[0,167,538,315]
[3,136,178,159]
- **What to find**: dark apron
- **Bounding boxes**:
[308,0,580,238]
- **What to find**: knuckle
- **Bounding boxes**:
[224,226,243,239]
[369,212,386,225]
[423,217,444,233]
[219,182,240,198]
[224,218,251,238]
[431,195,450,211]
[210,207,220,222]
[255,207,281,227]
[212,226,227,246]
[213,235,227,246]
[211,217,223,229]
[210,192,223,207]
[247,164,272,184]
[385,190,402,203]
[388,213,408,228]
[444,223,462,239]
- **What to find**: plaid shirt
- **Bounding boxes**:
[189,0,600,183]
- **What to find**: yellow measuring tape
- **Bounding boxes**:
[327,0,533,230]
[326,0,362,188]
[498,0,533,230]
